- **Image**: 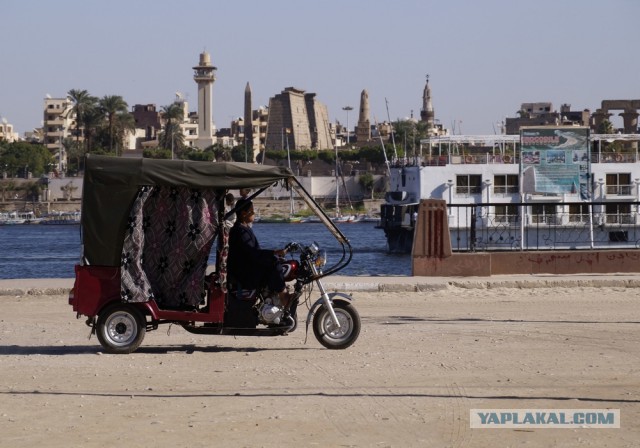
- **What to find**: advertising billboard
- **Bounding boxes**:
[520,127,590,199]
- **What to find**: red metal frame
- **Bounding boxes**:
[70,265,225,324]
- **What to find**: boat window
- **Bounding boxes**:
[609,231,629,242]
[455,174,481,195]
[605,203,632,224]
[493,175,519,194]
[493,205,518,224]
[605,173,632,195]
[569,204,590,223]
[531,204,558,225]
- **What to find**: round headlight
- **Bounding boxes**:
[314,250,327,268]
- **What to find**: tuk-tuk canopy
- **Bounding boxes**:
[81,155,294,266]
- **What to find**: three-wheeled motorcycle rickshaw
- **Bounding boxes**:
[69,155,360,353]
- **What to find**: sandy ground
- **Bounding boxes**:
[1,285,639,448]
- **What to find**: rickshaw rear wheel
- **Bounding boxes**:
[312,301,360,349]
[96,304,146,354]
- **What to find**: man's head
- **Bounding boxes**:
[235,199,255,223]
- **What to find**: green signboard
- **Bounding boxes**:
[520,127,590,199]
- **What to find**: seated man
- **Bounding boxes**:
[228,199,290,304]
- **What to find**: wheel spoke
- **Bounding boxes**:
[324,309,352,340]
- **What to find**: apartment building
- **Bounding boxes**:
[43,97,75,172]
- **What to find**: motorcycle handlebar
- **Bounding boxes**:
[285,242,301,253]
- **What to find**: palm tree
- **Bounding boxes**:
[160,103,185,158]
[82,107,106,154]
[114,112,136,156]
[99,95,129,155]
[597,119,623,154]
[211,143,232,162]
[67,89,98,146]
[358,172,375,199]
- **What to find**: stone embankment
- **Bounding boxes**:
[2,273,640,297]
[0,197,384,218]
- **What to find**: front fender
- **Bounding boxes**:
[305,292,354,336]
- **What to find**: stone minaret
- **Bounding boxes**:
[355,89,371,143]
[420,74,435,132]
[244,82,253,153]
[193,51,216,149]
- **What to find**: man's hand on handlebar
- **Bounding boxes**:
[274,249,287,258]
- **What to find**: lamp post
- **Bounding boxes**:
[286,129,291,170]
[446,179,454,206]
[342,106,353,147]
[484,179,492,203]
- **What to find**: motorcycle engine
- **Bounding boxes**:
[259,300,284,325]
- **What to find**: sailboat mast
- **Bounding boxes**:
[374,116,392,177]
[385,98,398,161]
[335,137,340,217]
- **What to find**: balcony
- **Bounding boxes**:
[593,153,638,163]
[493,186,519,194]
[455,186,481,195]
[447,201,640,252]
[494,214,519,224]
[46,117,65,126]
[568,214,589,224]
[606,184,633,196]
[531,214,562,225]
[605,214,634,224]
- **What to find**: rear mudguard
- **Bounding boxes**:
[305,292,354,339]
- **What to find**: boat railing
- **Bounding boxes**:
[492,186,519,194]
[446,201,640,252]
[423,152,640,166]
[455,185,482,195]
[592,153,638,164]
[605,184,633,195]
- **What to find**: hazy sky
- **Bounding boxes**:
[2,0,639,137]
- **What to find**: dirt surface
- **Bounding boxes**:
[1,286,639,447]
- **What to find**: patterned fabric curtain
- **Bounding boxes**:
[217,223,230,293]
[121,186,221,308]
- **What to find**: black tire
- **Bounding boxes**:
[96,304,146,354]
[312,301,360,349]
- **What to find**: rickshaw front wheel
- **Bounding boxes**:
[312,301,360,350]
[96,304,146,354]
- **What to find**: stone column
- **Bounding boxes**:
[620,109,639,151]
[592,109,611,132]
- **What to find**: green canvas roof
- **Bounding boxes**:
[81,155,294,266]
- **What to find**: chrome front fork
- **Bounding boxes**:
[310,264,341,328]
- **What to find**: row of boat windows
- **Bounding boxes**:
[492,204,633,224]
[455,173,633,195]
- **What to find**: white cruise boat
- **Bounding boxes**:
[379,129,640,253]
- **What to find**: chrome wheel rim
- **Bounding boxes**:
[105,311,138,346]
[322,308,352,341]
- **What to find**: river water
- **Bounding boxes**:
[0,222,411,279]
